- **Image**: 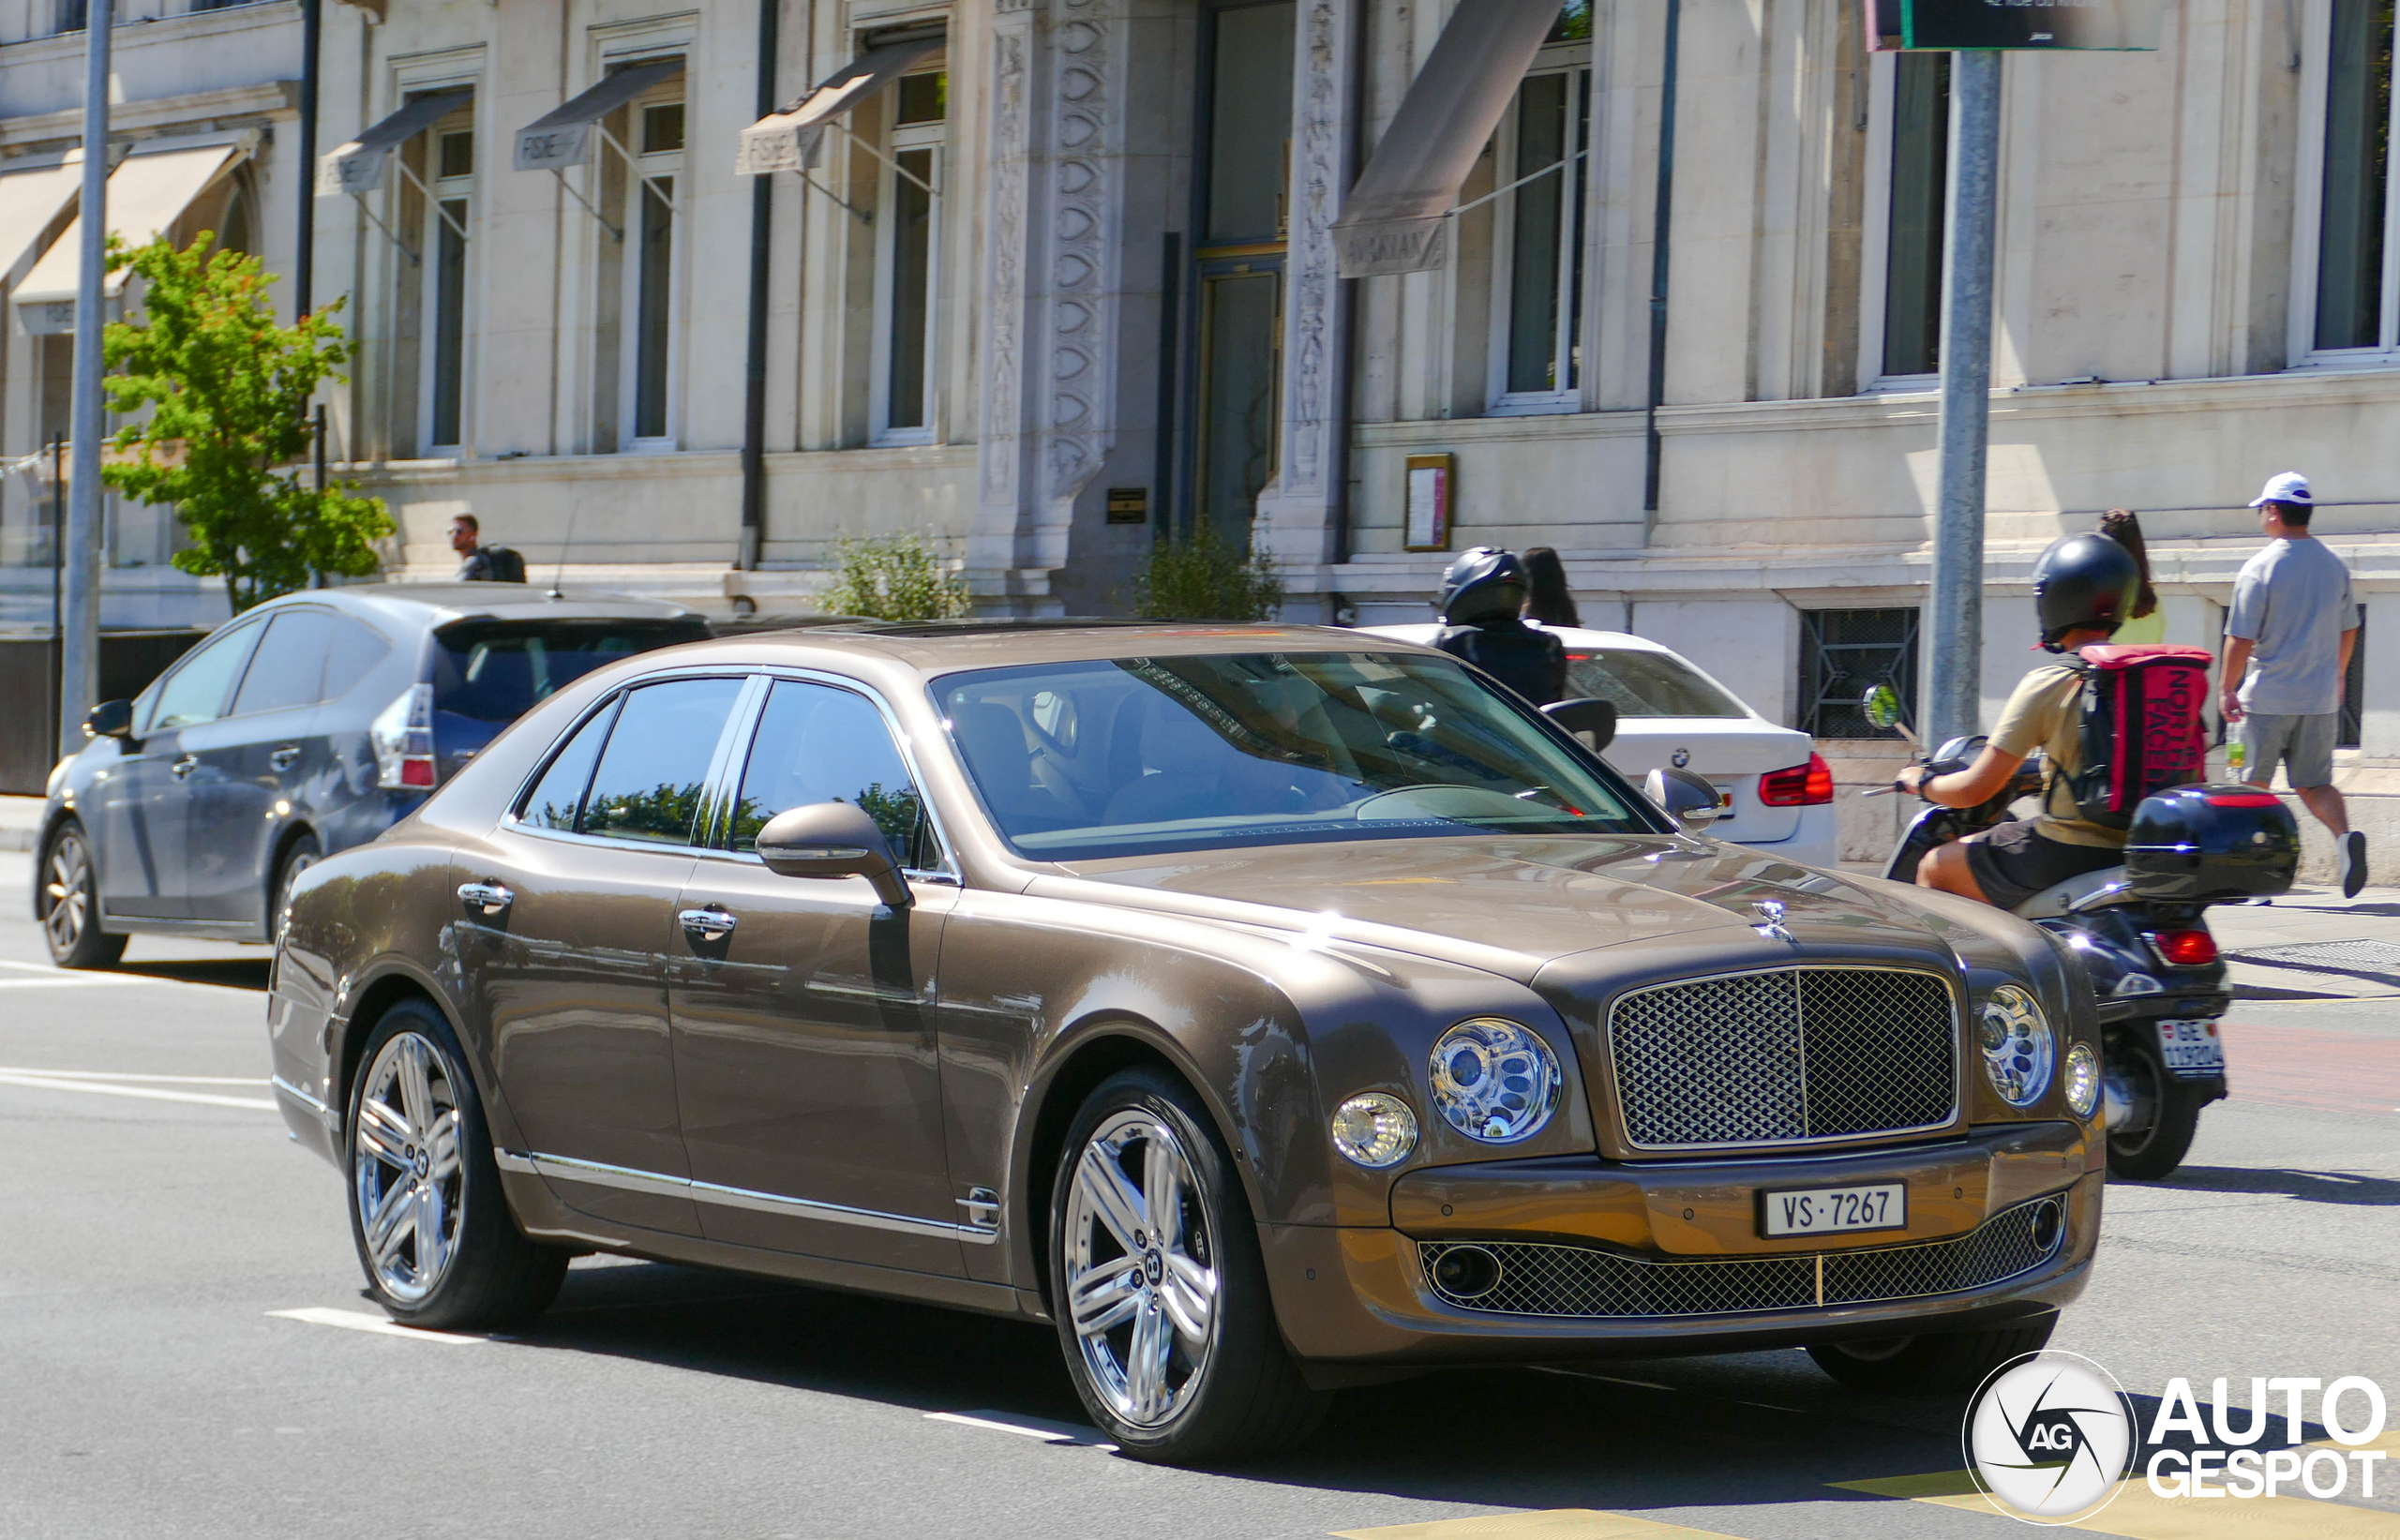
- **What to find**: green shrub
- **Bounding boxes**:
[1132,522,1283,621]
[823,531,969,621]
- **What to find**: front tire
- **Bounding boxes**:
[1808,1314,2058,1394]
[38,821,125,970]
[1049,1067,1325,1464]
[346,999,566,1330]
[2106,1041,2204,1181]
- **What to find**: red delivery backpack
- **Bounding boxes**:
[2065,645,2212,830]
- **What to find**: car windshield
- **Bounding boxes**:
[1565,649,1747,718]
[431,620,709,723]
[935,651,1657,861]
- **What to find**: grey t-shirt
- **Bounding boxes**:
[2227,536,2356,715]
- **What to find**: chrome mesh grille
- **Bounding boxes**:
[1607,966,1958,1149]
[1418,1196,2065,1320]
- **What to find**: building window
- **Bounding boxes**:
[1488,52,1591,413]
[873,70,945,444]
[425,127,472,451]
[622,99,683,445]
[2302,0,2399,356]
[1878,52,1950,380]
[54,0,84,33]
[1798,607,1920,740]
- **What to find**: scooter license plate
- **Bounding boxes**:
[2155,1018,2225,1077]
[1759,1182,1906,1238]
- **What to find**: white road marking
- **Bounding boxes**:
[266,1307,488,1345]
[0,1071,276,1111]
[0,1067,267,1084]
[922,1411,1115,1448]
[0,975,146,990]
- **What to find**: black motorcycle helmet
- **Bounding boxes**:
[2031,532,2140,650]
[1437,546,1530,626]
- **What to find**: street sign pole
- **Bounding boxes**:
[1926,48,2001,747]
[59,0,113,759]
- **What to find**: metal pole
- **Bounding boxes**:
[59,0,112,759]
[51,434,66,750]
[1926,49,2001,747]
[295,0,321,317]
[1641,0,1683,533]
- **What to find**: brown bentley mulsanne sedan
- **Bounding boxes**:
[269,622,2104,1462]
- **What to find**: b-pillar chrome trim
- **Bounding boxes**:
[495,1150,1002,1245]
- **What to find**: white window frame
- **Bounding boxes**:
[1856,52,1941,394]
[618,88,687,453]
[1485,42,1592,416]
[419,120,474,454]
[2289,0,2400,368]
[869,70,946,447]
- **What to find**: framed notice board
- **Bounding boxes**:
[1404,454,1453,552]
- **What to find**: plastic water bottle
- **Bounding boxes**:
[2227,739,2245,774]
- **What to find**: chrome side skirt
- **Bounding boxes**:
[495,1149,1000,1246]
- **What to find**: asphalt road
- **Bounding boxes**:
[3,847,2396,1540]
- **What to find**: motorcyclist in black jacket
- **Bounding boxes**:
[1431,546,1568,706]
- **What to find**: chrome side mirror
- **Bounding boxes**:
[1541,696,1617,754]
[754,801,911,909]
[1643,767,1726,833]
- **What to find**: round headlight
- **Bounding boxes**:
[1980,985,2054,1108]
[1429,1018,1561,1144]
[2062,1040,2101,1118]
[1330,1093,1419,1168]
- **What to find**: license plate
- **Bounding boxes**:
[1759,1182,1907,1238]
[2156,1018,2225,1076]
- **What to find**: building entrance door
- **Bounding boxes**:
[1193,258,1282,548]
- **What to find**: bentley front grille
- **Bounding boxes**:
[1606,966,1958,1150]
[1418,1196,2067,1320]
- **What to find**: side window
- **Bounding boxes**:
[518,695,622,831]
[147,622,265,731]
[727,680,932,867]
[231,609,339,716]
[320,616,394,702]
[579,678,745,846]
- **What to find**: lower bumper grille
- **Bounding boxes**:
[1418,1195,2067,1320]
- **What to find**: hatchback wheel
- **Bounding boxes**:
[347,1000,566,1330]
[1807,1313,2057,1393]
[271,833,321,941]
[38,821,126,970]
[1050,1067,1325,1463]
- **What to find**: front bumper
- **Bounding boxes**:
[1260,1120,2099,1364]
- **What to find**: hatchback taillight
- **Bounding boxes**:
[370,683,438,790]
[2151,929,2218,966]
[1759,753,1835,807]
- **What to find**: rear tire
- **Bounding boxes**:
[1808,1313,2058,1394]
[2107,1041,2203,1181]
[270,833,321,941]
[1048,1067,1327,1464]
[38,820,126,971]
[346,998,566,1331]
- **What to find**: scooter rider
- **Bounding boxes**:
[1431,546,1568,707]
[1898,532,2143,909]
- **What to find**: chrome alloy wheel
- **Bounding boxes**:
[41,830,93,956]
[1062,1111,1221,1428]
[352,1033,466,1303]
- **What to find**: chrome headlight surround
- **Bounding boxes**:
[1329,1093,1419,1168]
[2062,1040,2101,1118]
[1428,1018,1561,1144]
[1979,984,2055,1108]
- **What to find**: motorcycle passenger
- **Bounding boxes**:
[1900,532,2144,909]
[1432,546,1568,707]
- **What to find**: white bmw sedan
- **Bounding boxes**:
[1362,623,1839,871]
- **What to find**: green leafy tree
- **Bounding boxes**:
[99,233,390,611]
[824,531,970,621]
[1132,521,1284,621]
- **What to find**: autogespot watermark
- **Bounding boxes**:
[1962,1351,2390,1525]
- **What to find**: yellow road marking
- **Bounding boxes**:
[1332,1514,1751,1540]
[1835,1471,2400,1538]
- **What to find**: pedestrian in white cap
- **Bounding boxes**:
[2221,471,2367,896]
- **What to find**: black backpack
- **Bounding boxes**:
[481,546,528,583]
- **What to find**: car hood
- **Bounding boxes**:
[1043,835,1974,985]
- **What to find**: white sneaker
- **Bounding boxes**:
[2339,830,2368,899]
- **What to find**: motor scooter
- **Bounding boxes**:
[1861,692,2298,1179]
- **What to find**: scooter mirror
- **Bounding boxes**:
[1862,683,1903,732]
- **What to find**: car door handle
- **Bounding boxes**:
[679,906,738,940]
[169,755,198,780]
[269,745,302,771]
[458,882,513,917]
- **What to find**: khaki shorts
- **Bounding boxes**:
[2241,710,2338,789]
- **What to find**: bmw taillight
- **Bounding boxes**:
[370,683,438,790]
[1759,753,1835,807]
[2150,929,2218,966]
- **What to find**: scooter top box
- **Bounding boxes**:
[2122,784,2301,903]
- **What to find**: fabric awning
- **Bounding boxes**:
[319,89,472,197]
[735,37,941,176]
[514,58,685,172]
[0,157,83,283]
[13,143,241,332]
[1330,0,1563,277]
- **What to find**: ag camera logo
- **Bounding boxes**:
[1964,1351,2137,1524]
